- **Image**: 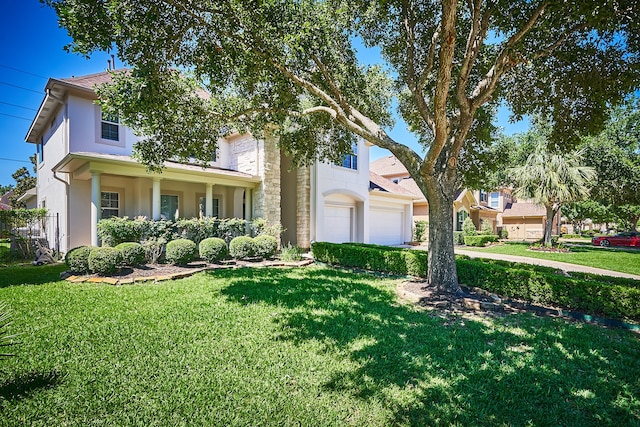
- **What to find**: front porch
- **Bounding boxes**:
[53,152,261,247]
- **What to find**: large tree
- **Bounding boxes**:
[47,0,640,294]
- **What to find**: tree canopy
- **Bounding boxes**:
[47,0,640,293]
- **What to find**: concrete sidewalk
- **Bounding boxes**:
[454,248,640,281]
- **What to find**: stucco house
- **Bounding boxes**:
[24,71,414,253]
[371,155,559,239]
[370,155,499,233]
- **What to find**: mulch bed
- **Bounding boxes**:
[62,258,314,285]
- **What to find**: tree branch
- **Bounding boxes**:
[422,0,458,177]
[402,0,437,133]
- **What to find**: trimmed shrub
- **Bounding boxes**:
[65,246,93,274]
[88,247,122,275]
[453,231,465,245]
[115,242,146,267]
[312,242,428,277]
[97,217,146,247]
[199,237,228,263]
[464,234,499,247]
[229,236,256,260]
[165,239,197,265]
[456,257,640,321]
[254,235,278,259]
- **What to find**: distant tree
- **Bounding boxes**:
[562,200,613,233]
[510,125,596,245]
[9,155,37,208]
[48,0,640,294]
[0,184,13,196]
[581,98,640,231]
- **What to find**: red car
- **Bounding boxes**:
[592,232,640,247]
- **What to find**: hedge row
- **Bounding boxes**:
[97,217,265,247]
[311,242,428,277]
[311,242,640,321]
[456,257,640,320]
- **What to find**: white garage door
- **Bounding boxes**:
[370,209,404,245]
[324,205,353,243]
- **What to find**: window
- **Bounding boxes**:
[337,144,358,170]
[490,192,500,208]
[37,139,44,164]
[479,190,487,202]
[198,196,220,218]
[101,111,120,141]
[161,194,179,220]
[456,210,468,231]
[101,192,119,218]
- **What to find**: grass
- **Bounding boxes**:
[461,242,640,276]
[1,265,639,426]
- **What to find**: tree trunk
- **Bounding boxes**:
[544,205,555,246]
[424,180,462,295]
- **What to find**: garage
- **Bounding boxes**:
[324,205,353,243]
[370,208,404,245]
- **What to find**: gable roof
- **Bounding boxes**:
[369,172,417,198]
[502,202,546,218]
[370,155,410,177]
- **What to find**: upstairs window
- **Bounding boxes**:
[479,190,487,202]
[490,192,500,208]
[338,143,358,170]
[101,192,119,218]
[101,112,120,141]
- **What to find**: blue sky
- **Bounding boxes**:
[0,1,529,189]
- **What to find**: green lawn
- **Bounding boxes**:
[1,264,639,426]
[461,242,640,276]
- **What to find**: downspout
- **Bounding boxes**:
[52,99,70,253]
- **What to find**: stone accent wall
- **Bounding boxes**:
[228,134,259,175]
[296,166,311,249]
[253,130,281,227]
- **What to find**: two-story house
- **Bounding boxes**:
[25,71,415,253]
[370,155,500,233]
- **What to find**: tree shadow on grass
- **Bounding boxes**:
[0,263,67,288]
[217,267,640,426]
[0,370,63,401]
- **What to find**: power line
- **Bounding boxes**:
[0,157,31,164]
[0,112,32,121]
[0,81,41,94]
[0,100,37,111]
[0,64,48,80]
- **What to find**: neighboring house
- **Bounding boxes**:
[16,188,37,209]
[24,71,414,253]
[370,155,499,233]
[0,191,12,211]
[371,155,558,239]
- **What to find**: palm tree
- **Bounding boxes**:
[510,141,596,246]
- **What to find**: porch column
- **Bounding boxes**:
[244,188,252,220]
[90,171,101,246]
[205,183,214,217]
[152,178,161,220]
[233,187,245,218]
